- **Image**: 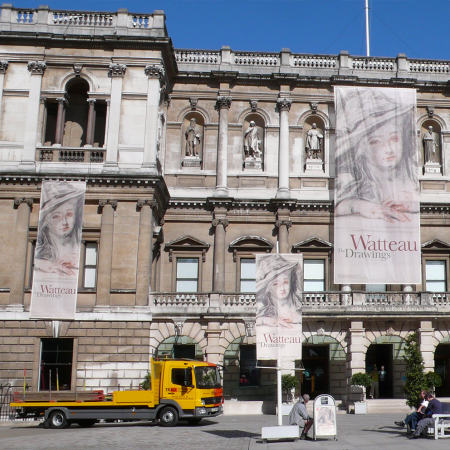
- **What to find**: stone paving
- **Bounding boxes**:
[0,413,449,450]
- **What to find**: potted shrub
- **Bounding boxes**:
[350,372,373,414]
[277,374,300,415]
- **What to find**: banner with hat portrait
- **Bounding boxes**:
[30,180,86,320]
[334,87,421,284]
[255,254,303,361]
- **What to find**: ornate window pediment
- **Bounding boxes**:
[292,236,333,253]
[165,235,210,262]
[422,239,450,252]
[229,236,273,261]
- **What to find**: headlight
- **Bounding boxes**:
[201,400,205,405]
[197,408,207,415]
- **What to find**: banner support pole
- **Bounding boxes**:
[277,358,282,426]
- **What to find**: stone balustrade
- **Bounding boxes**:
[37,147,106,163]
[351,58,395,71]
[292,55,337,69]
[175,51,220,64]
[233,52,278,66]
[408,60,450,73]
[0,5,166,36]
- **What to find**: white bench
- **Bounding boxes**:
[429,414,450,439]
[261,425,300,443]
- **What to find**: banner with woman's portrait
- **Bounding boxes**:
[255,254,303,361]
[334,87,421,284]
[30,181,86,320]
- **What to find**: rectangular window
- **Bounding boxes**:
[83,242,98,289]
[240,258,256,292]
[304,260,325,292]
[426,260,446,292]
[172,368,192,386]
[39,338,73,391]
[176,258,199,292]
[239,345,260,386]
[366,284,387,292]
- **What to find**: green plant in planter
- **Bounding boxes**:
[277,374,300,403]
[140,371,151,390]
[425,371,442,394]
[350,372,372,401]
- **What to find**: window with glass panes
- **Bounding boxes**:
[240,258,256,292]
[304,259,325,292]
[426,260,447,292]
[176,258,199,292]
[366,284,387,292]
[83,243,98,289]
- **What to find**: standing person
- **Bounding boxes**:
[408,393,442,439]
[289,394,314,440]
[394,390,428,434]
[369,365,379,399]
[255,254,302,328]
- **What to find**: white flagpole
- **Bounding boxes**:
[365,0,370,56]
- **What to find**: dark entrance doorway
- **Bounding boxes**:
[366,344,393,398]
[302,345,329,398]
[435,344,450,397]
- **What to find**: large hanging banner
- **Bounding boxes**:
[255,254,303,361]
[334,87,421,284]
[30,181,86,320]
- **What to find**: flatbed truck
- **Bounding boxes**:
[11,358,223,428]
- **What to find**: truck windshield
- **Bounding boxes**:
[194,366,221,389]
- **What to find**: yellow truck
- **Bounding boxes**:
[11,358,223,429]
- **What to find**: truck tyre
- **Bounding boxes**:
[49,410,69,429]
[159,406,179,427]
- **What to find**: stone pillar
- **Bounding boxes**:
[105,64,126,166]
[0,61,8,124]
[95,200,117,308]
[205,321,222,365]
[418,320,436,373]
[346,321,367,407]
[135,199,157,306]
[54,98,66,146]
[143,64,164,169]
[276,98,292,199]
[214,96,232,198]
[212,217,228,292]
[9,198,33,306]
[23,61,46,165]
[275,219,292,254]
[103,99,110,149]
[36,98,46,147]
[85,99,96,146]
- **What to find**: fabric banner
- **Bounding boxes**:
[30,180,86,320]
[255,254,303,361]
[334,87,421,284]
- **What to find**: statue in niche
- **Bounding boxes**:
[305,123,323,160]
[244,121,262,160]
[185,118,201,157]
[423,125,440,164]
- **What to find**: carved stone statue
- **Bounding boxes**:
[185,118,201,157]
[244,121,262,160]
[305,123,323,160]
[423,125,440,163]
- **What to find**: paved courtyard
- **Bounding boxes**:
[0,413,449,450]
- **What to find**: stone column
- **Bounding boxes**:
[276,98,292,199]
[0,61,8,124]
[346,321,367,408]
[143,64,164,169]
[103,99,110,149]
[36,98,46,147]
[214,96,232,198]
[418,320,436,373]
[9,198,33,305]
[135,199,157,306]
[105,64,126,166]
[85,99,96,146]
[212,218,228,292]
[275,219,292,254]
[95,200,117,308]
[54,98,66,146]
[23,61,46,165]
[205,321,222,365]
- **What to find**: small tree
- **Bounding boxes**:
[140,371,151,390]
[403,332,426,408]
[279,374,299,403]
[350,372,372,401]
[425,371,443,395]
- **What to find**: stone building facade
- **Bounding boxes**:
[0,4,450,407]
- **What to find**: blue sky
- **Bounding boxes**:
[11,1,450,60]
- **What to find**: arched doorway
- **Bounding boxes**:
[302,336,346,399]
[435,337,450,397]
[366,336,406,399]
[156,335,203,360]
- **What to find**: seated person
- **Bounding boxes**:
[289,394,314,440]
[408,393,443,439]
[394,390,428,433]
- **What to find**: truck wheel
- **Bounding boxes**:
[76,420,97,427]
[159,406,178,427]
[49,410,68,429]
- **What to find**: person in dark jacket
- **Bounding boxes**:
[408,393,442,439]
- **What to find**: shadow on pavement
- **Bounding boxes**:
[201,429,260,439]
